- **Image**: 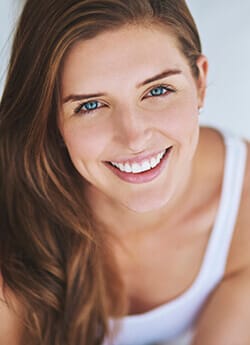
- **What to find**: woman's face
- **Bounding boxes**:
[59,24,207,213]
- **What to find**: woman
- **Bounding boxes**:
[0,1,250,344]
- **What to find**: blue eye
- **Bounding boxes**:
[83,101,99,111]
[75,100,102,115]
[149,86,168,97]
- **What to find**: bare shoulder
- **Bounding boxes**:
[0,274,24,344]
[225,140,250,276]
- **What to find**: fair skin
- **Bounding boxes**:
[59,24,250,344]
[0,276,23,344]
[60,25,206,231]
[1,24,250,344]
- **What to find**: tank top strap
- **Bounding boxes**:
[200,128,247,281]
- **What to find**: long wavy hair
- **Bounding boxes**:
[0,1,202,344]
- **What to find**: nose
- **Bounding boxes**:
[112,106,152,152]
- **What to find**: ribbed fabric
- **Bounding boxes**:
[104,128,247,345]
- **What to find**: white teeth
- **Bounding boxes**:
[158,151,165,160]
[141,160,151,171]
[112,162,119,168]
[131,163,141,173]
[150,157,157,168]
[110,149,167,174]
[117,163,124,171]
[124,163,132,173]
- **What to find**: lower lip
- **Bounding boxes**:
[105,147,173,184]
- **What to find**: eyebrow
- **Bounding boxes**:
[62,68,182,104]
[63,92,106,104]
[136,68,182,88]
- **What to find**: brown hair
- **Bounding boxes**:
[0,1,202,344]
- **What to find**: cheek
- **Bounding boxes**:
[158,99,199,143]
[62,124,109,163]
[155,95,199,163]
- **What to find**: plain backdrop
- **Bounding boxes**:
[1,0,250,139]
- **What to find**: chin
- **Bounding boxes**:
[122,194,170,214]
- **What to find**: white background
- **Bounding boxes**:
[1,0,250,139]
[187,0,250,139]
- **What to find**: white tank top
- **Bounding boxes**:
[105,128,247,345]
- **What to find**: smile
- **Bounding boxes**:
[110,150,166,174]
[105,146,173,184]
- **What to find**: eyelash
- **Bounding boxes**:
[145,85,174,99]
[74,100,103,115]
[73,84,175,115]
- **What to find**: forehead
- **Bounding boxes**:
[61,24,190,94]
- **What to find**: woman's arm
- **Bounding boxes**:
[192,142,250,344]
[192,268,250,345]
[0,300,23,345]
[0,278,23,345]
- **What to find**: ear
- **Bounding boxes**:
[195,55,208,109]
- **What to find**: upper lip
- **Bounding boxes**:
[105,146,172,165]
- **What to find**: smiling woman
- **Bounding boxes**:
[0,1,250,345]
[59,25,206,212]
